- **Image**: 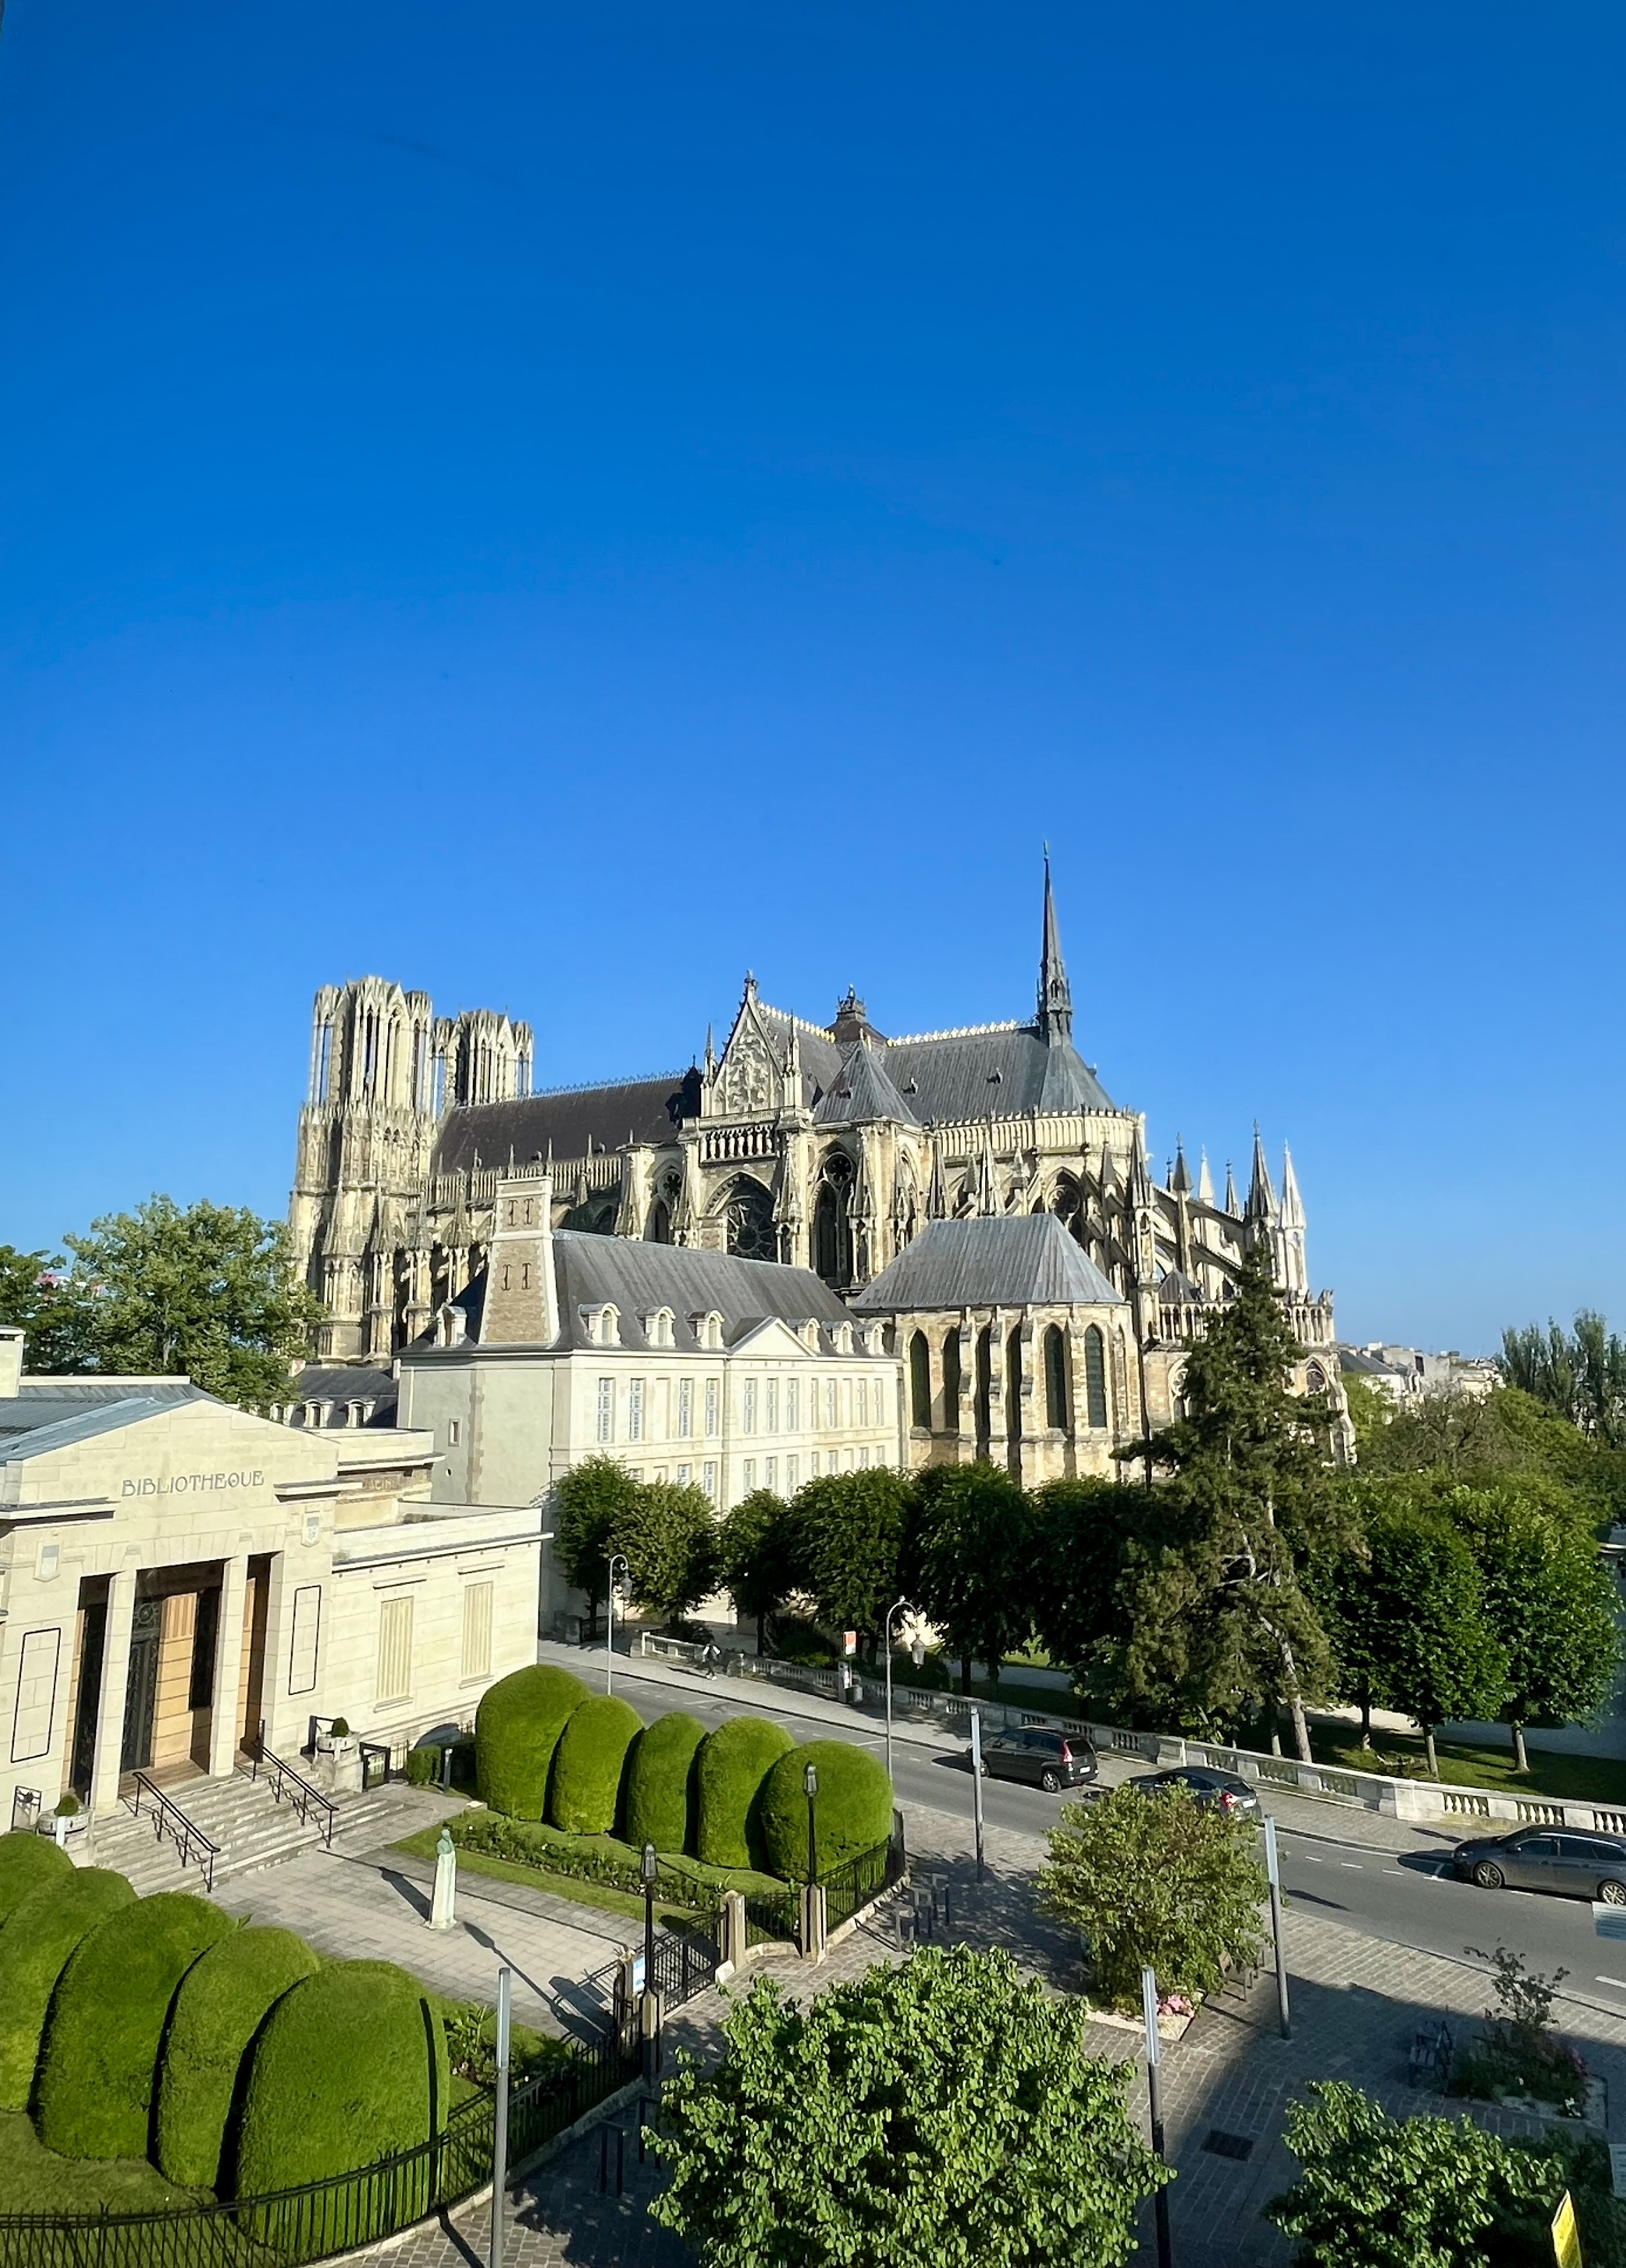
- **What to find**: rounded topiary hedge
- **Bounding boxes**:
[546,1694,643,1835]
[235,1960,449,2235]
[695,1714,797,1870]
[476,1664,590,1818]
[623,1711,707,1852]
[0,1829,73,1924]
[154,1924,321,2192]
[759,1740,894,1881]
[0,1866,134,2110]
[36,1889,233,2158]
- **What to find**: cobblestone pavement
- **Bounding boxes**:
[357,1792,1626,2267]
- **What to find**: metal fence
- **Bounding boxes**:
[0,2026,639,2268]
[819,1836,904,1934]
[649,1922,719,2011]
[743,1886,800,1946]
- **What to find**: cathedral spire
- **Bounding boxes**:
[925,1134,949,1221]
[1245,1123,1277,1223]
[1197,1148,1215,1206]
[1279,1144,1305,1231]
[1223,1158,1239,1215]
[1036,848,1073,1045]
[1170,1137,1192,1195]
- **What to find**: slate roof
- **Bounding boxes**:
[880,1026,1114,1121]
[852,1214,1126,1314]
[812,1041,919,1127]
[554,1233,857,1352]
[288,1365,400,1424]
[430,1070,701,1176]
[0,1396,209,1461]
[0,1379,211,1443]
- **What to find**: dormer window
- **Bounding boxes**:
[858,1323,887,1357]
[689,1310,725,1351]
[797,1320,822,1354]
[643,1307,677,1349]
[581,1303,622,1348]
[830,1321,854,1356]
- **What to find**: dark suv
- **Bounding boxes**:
[1452,1826,1626,1903]
[967,1727,1098,1793]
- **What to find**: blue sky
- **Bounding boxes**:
[2,3,1622,1352]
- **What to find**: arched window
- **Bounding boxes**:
[943,1330,962,1429]
[1084,1325,1108,1429]
[646,1198,671,1245]
[812,1152,854,1287]
[1306,1361,1326,1394]
[1044,1325,1068,1429]
[1006,1327,1023,1445]
[909,1332,932,1430]
[975,1325,993,1447]
[724,1178,776,1261]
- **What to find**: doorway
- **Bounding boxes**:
[120,1597,161,1772]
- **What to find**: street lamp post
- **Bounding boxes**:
[882,1594,916,1786]
[1140,1965,1174,2268]
[640,1840,659,2081]
[804,1758,819,1885]
[1263,1817,1291,2040]
[606,1554,629,1695]
[490,1965,511,2268]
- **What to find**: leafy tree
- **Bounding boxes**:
[1265,2080,1625,2268]
[1503,1310,1626,1446]
[717,1490,797,1653]
[615,1480,719,1629]
[552,1455,640,1638]
[54,1198,320,1405]
[1443,1482,1618,1771]
[650,1945,1167,2268]
[910,1463,1034,1691]
[1326,1503,1505,1775]
[0,1245,93,1374]
[1357,1379,1626,1520]
[789,1468,911,1663]
[1028,1479,1150,1677]
[1036,1781,1268,2011]
[1106,1245,1347,1757]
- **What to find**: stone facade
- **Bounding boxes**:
[288,863,1342,1454]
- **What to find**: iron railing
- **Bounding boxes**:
[647,1923,717,2012]
[819,1834,906,1934]
[130,1773,221,1893]
[743,1886,800,1946]
[358,1739,391,1792]
[0,2025,639,2268]
[250,1724,337,1848]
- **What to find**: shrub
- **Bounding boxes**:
[406,1734,476,1791]
[154,1925,321,2192]
[0,1866,134,2110]
[235,1960,449,2239]
[475,1663,590,1817]
[623,1712,707,1852]
[546,1694,643,1833]
[450,1812,728,1910]
[695,1715,796,1870]
[0,1829,73,1923]
[758,1741,892,1881]
[1036,1782,1268,2012]
[35,1890,233,2158]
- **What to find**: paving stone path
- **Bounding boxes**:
[352,1794,1626,2268]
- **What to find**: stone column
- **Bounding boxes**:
[90,1567,137,1817]
[208,1554,251,1776]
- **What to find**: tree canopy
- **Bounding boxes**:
[650,1947,1167,2268]
[615,1480,719,1628]
[789,1468,912,1661]
[0,1246,91,1374]
[909,1463,1034,1690]
[551,1456,640,1636]
[717,1490,798,1654]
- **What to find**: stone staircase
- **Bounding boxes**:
[84,1770,415,1897]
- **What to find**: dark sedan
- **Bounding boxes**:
[966,1727,1098,1793]
[1131,1765,1262,1819]
[1452,1826,1626,1903]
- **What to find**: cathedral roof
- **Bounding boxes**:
[852,1214,1126,1314]
[430,1071,701,1177]
[879,1025,1114,1121]
[812,1040,919,1127]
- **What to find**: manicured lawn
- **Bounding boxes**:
[1310,1725,1626,1806]
[391,1821,786,1924]
[0,2108,205,2215]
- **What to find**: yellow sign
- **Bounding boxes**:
[1553,2189,1582,2268]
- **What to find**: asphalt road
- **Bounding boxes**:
[602,1661,1626,2014]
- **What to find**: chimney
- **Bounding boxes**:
[479,1174,559,1345]
[0,1329,22,1399]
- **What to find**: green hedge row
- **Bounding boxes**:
[471,1670,892,1879]
[0,1829,449,2209]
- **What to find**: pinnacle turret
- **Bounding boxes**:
[1036,849,1073,1045]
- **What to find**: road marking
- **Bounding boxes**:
[1340,1863,1362,1870]
[1597,1977,1626,1993]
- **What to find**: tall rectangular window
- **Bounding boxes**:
[678,1378,694,1438]
[765,1456,776,1491]
[742,1458,756,1490]
[857,1378,869,1428]
[810,1449,821,1477]
[742,1379,756,1433]
[596,1377,614,1443]
[765,1379,778,1433]
[376,1595,414,1704]
[677,1463,691,1485]
[786,1378,799,1432]
[702,1460,718,1499]
[786,1453,799,1490]
[461,1582,493,1681]
[705,1379,719,1436]
[826,1378,837,1429]
[628,1378,645,1442]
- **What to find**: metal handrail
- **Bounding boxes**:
[251,1721,338,1847]
[129,1772,220,1893]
